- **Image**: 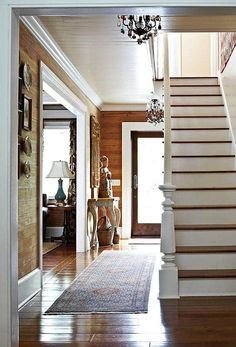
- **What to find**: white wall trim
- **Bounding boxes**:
[211,32,219,76]
[41,62,90,252]
[218,72,236,157]
[122,122,164,239]
[21,16,103,110]
[18,268,41,308]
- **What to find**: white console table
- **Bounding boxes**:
[87,197,120,248]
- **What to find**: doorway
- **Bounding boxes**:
[131,131,164,237]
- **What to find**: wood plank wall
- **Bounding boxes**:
[100,111,146,226]
[18,22,101,279]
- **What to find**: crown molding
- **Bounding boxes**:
[21,16,103,110]
[101,103,146,112]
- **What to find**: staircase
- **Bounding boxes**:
[170,77,236,296]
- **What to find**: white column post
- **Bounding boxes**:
[159,33,179,299]
[0,6,19,346]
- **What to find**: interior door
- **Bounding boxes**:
[131,131,164,237]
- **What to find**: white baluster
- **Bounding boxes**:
[158,33,179,299]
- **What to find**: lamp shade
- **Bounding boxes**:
[46,160,74,179]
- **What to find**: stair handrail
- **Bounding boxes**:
[159,33,179,298]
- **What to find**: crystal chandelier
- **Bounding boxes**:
[146,96,164,125]
[117,15,162,45]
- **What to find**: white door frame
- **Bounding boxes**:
[122,122,164,239]
[1,2,236,346]
[41,62,90,253]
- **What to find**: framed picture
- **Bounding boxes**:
[18,109,22,136]
[90,115,100,189]
[18,77,23,108]
[22,94,32,131]
[18,143,21,179]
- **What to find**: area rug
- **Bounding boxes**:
[46,250,156,314]
[43,242,61,255]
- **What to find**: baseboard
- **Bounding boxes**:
[18,268,41,308]
[179,278,236,296]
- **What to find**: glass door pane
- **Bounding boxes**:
[137,137,164,223]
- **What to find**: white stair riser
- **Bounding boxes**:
[170,86,221,95]
[172,172,236,187]
[172,157,235,170]
[170,78,218,85]
[171,106,225,117]
[176,230,236,247]
[176,253,236,270]
[171,95,223,105]
[174,208,236,225]
[172,130,230,141]
[172,143,233,156]
[179,279,236,296]
[173,189,236,207]
[171,117,227,128]
[173,190,236,205]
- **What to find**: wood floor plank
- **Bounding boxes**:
[18,243,236,346]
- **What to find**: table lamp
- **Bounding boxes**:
[46,160,74,205]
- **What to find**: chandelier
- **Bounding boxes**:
[146,96,164,125]
[117,15,162,45]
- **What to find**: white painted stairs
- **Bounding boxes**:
[170,77,236,296]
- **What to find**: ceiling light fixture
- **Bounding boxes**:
[146,93,164,125]
[117,15,162,45]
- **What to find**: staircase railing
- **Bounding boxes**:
[159,33,179,298]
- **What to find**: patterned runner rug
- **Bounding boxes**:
[46,250,156,314]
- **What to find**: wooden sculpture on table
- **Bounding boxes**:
[98,155,113,198]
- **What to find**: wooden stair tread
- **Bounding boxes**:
[170,84,220,87]
[172,141,232,143]
[171,105,224,107]
[179,269,236,278]
[172,155,234,158]
[174,205,236,209]
[171,116,226,118]
[176,246,236,253]
[175,224,236,230]
[176,187,236,191]
[170,77,218,79]
[171,94,222,97]
[171,127,229,130]
[173,170,236,173]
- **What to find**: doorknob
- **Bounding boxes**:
[133,174,138,190]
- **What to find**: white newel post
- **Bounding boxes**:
[159,33,179,299]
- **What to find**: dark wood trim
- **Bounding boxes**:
[176,246,236,253]
[171,84,220,87]
[43,104,67,110]
[171,116,226,118]
[173,170,236,173]
[171,94,222,97]
[172,155,235,158]
[172,141,232,143]
[174,205,236,209]
[172,127,229,130]
[175,224,236,230]
[170,76,218,79]
[176,187,236,191]
[131,131,163,237]
[171,104,224,107]
[179,269,236,278]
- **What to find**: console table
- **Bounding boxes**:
[87,197,120,248]
[48,205,76,244]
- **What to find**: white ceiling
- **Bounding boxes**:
[40,16,154,106]
[38,14,236,108]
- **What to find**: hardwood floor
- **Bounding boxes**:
[19,241,236,346]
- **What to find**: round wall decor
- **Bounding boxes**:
[22,136,32,157]
[23,161,31,179]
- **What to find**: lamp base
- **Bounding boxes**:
[55,178,66,205]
